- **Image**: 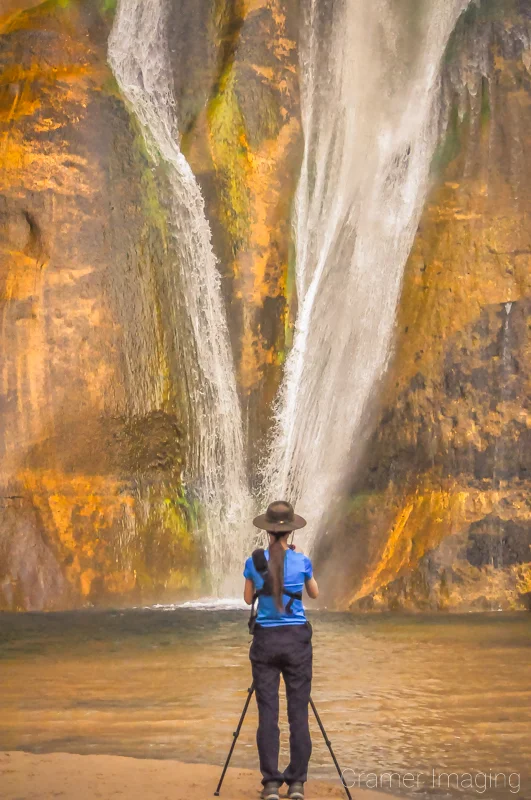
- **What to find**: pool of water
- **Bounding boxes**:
[0,609,530,799]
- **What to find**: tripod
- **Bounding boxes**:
[214,682,352,800]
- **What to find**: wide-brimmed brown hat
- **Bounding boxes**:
[253,500,307,532]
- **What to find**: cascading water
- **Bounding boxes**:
[108,0,471,584]
[261,0,470,551]
[108,0,252,593]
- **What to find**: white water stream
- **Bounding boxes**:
[260,0,470,551]
[108,0,252,592]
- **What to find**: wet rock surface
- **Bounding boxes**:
[0,0,201,609]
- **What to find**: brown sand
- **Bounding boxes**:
[0,751,400,800]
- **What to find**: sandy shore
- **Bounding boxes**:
[0,751,401,800]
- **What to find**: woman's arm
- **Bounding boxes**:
[305,576,319,599]
[244,578,255,605]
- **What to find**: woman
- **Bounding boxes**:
[243,500,319,800]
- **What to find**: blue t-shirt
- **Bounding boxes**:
[244,548,313,627]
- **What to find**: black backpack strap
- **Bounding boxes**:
[248,591,259,634]
[252,548,273,596]
[284,589,302,613]
[248,549,268,633]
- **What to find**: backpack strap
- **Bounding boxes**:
[252,548,271,590]
[284,589,303,613]
[248,548,267,633]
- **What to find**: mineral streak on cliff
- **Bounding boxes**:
[317,0,531,611]
[173,0,303,473]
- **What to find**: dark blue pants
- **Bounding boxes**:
[250,622,313,786]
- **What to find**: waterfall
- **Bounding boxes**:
[108,0,252,592]
[261,0,470,551]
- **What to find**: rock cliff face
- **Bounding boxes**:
[0,0,302,609]
[0,0,201,609]
[1,0,530,611]
[317,0,531,611]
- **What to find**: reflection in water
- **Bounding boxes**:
[1,610,530,799]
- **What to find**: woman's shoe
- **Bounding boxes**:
[288,782,304,799]
[261,781,281,800]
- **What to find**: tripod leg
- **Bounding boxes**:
[214,682,255,796]
[310,697,353,800]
